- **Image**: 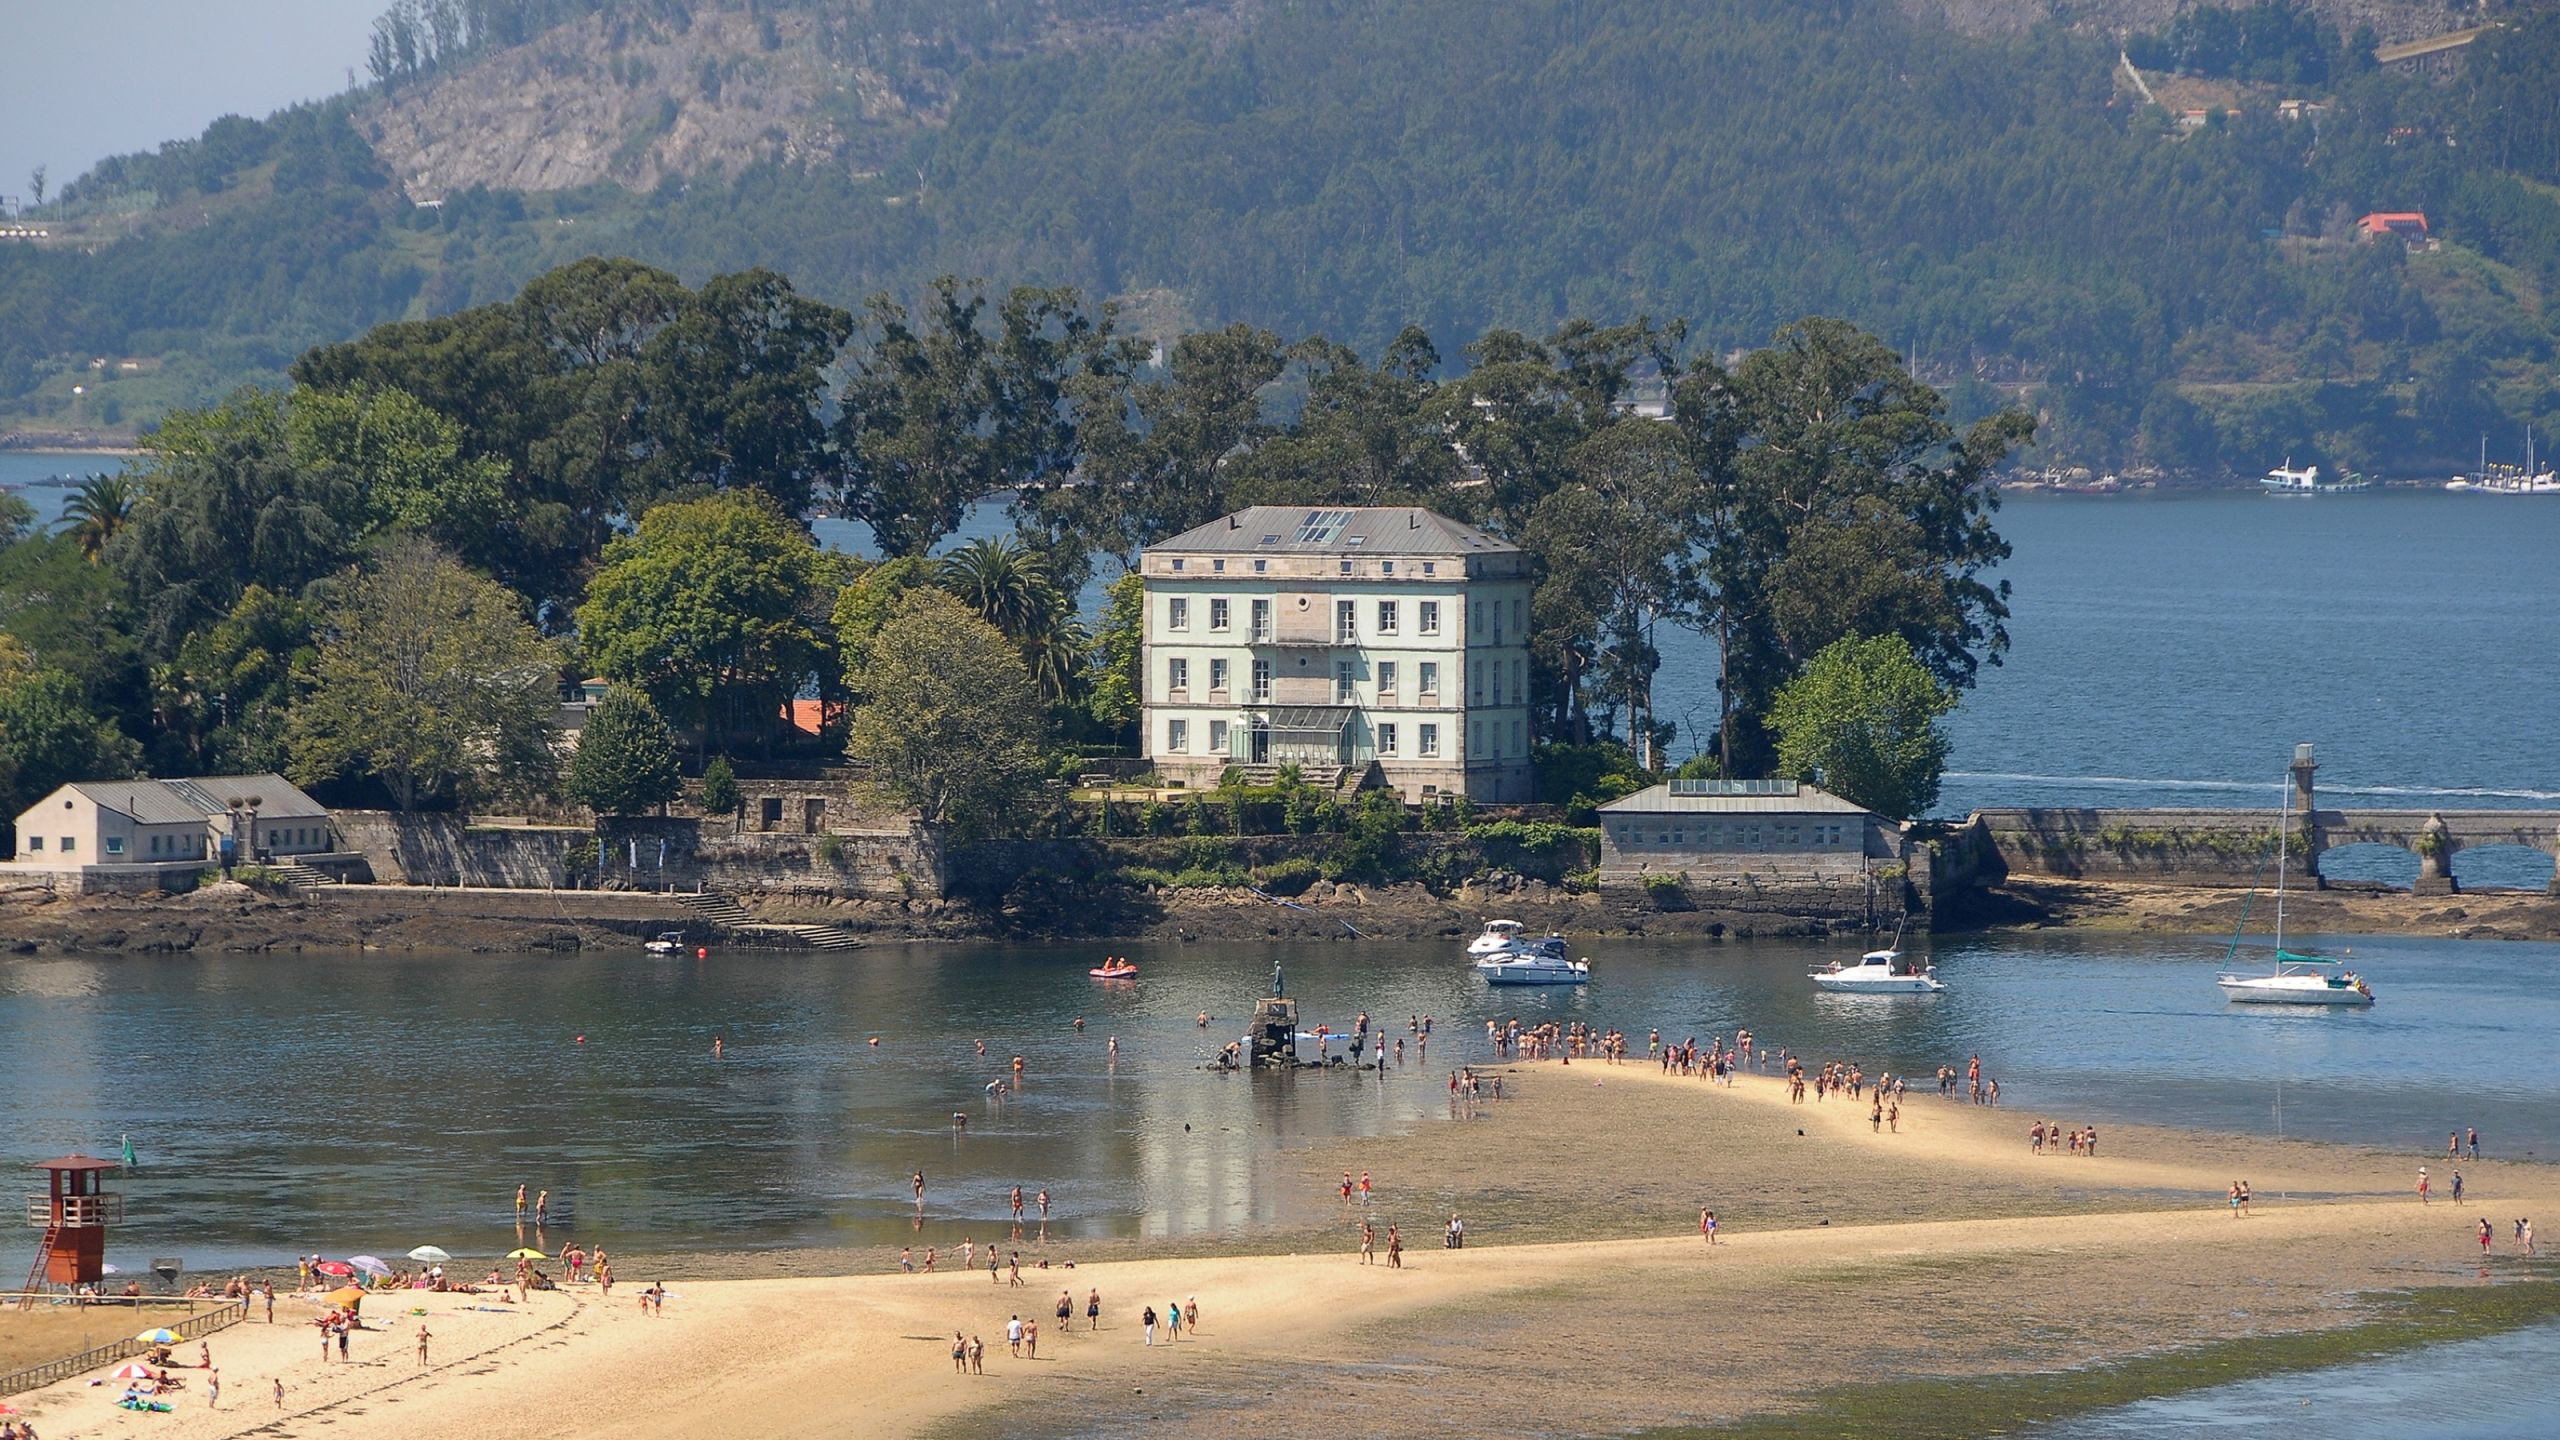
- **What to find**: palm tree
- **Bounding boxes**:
[941,535,1061,642]
[59,473,138,564]
[1020,610,1092,709]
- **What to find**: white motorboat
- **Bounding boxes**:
[1474,936,1589,985]
[1809,948,1944,994]
[2259,458,2368,494]
[1466,919,1527,957]
[644,930,685,955]
[2214,749,2376,1008]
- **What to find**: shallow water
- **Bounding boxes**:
[2033,1316,2560,1439]
[3,929,2554,1272]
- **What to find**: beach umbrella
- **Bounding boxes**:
[345,1255,391,1277]
[406,1245,451,1264]
[313,1260,354,1277]
[110,1363,157,1379]
[133,1327,180,1344]
[323,1286,365,1308]
[505,1248,546,1261]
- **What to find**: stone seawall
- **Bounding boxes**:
[333,811,586,888]
[1971,807,2285,887]
[596,817,943,900]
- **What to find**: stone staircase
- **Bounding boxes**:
[272,860,340,887]
[1234,764,1349,790]
[676,890,867,950]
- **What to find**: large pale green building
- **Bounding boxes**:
[1138,506,1535,802]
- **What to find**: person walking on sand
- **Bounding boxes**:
[1006,1314,1023,1357]
[1142,1304,1158,1346]
[2238,1180,2252,1215]
[989,1250,1002,1284]
[1009,1251,1024,1287]
[1184,1297,1199,1333]
[2450,1131,2462,1164]
[1164,1296,1181,1342]
[1025,1316,1038,1359]
[2469,1127,2480,1160]
[1361,1218,1376,1264]
[923,1246,936,1273]
[1703,1209,1718,1245]
[1088,1287,1102,1330]
[416,1323,431,1365]
[952,1331,966,1373]
[2453,1170,2465,1202]
[961,1238,974,1270]
[1387,1225,1403,1268]
[273,1377,284,1409]
[901,1246,913,1273]
[2418,1166,2431,1204]
[967,1335,984,1374]
[2480,1218,2495,1256]
[1057,1289,1073,1329]
[206,1370,219,1408]
[263,1283,274,1324]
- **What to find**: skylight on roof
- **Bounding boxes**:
[1294,509,1354,545]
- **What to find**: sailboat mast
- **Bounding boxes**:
[2274,775,2289,957]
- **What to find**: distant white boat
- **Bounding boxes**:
[2450,431,2560,494]
[2260,458,2368,494]
[1466,919,1527,957]
[644,931,685,955]
[1809,948,1945,994]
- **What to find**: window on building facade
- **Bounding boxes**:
[1377,600,1397,634]
[60,837,73,854]
[1167,657,1188,693]
[1336,661,1355,702]
[1213,559,1225,573]
[1210,598,1230,631]
[1378,722,1398,755]
[1381,560,1395,575]
[1209,719,1229,754]
[1377,661,1396,700]
[1250,598,1271,641]
[1168,597,1189,631]
[1171,558,1185,572]
[1470,720,1482,756]
[1422,562,1436,576]
[1209,658,1230,694]
[1419,600,1439,635]
[1251,660,1272,701]
[25,836,39,852]
[1168,719,1188,753]
[1339,558,1352,574]
[1511,720,1522,754]
[1473,601,1484,635]
[105,836,125,856]
[1471,663,1483,705]
[1419,661,1438,697]
[1253,558,1267,573]
[1419,724,1439,757]
[1337,599,1356,642]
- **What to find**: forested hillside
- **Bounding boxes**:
[5,0,2559,475]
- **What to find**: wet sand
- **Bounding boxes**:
[8,1062,2549,1439]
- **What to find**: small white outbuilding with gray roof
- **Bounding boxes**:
[8,774,335,891]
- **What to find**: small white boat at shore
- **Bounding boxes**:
[1474,937,1590,985]
[644,931,685,955]
[1466,919,1527,957]
[1809,949,1945,994]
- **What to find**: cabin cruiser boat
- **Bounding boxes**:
[1808,948,1945,994]
[1474,936,1590,985]
[1466,920,1527,957]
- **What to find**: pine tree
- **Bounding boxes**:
[566,688,682,817]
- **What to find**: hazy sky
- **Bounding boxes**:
[3,1,381,208]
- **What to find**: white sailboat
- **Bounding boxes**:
[2215,762,2375,1007]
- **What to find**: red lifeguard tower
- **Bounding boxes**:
[21,1155,122,1302]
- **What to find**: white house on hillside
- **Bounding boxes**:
[1138,506,1535,802]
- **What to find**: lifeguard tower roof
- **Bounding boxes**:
[31,1155,120,1171]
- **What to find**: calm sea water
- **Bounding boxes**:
[1,931,2552,1272]
[2033,1317,2560,1439]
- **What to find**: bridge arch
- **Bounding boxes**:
[2314,842,2418,891]
[2447,843,2558,893]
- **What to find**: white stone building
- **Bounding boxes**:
[1139,506,1535,802]
[7,774,335,890]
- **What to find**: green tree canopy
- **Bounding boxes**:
[565,686,684,816]
[156,585,316,776]
[284,384,507,562]
[843,588,1042,837]
[1766,633,1955,822]
[58,474,139,564]
[576,493,827,756]
[0,664,144,832]
[287,538,562,810]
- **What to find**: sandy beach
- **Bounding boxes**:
[8,1059,2552,1439]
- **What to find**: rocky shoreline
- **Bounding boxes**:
[3,874,2554,957]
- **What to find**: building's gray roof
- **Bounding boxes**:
[65,781,207,826]
[1599,781,1874,816]
[1150,506,1518,557]
[162,775,329,819]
